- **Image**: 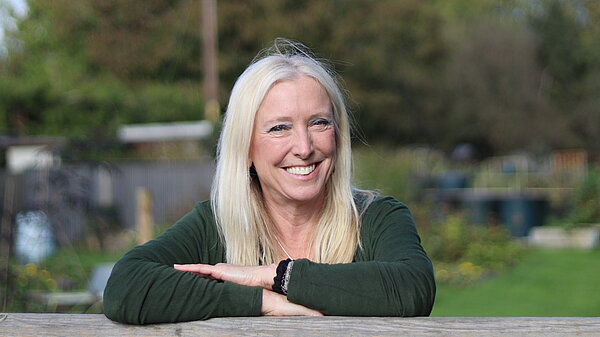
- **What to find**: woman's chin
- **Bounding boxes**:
[283,189,327,205]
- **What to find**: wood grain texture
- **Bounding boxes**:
[1,314,600,336]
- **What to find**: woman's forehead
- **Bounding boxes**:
[259,76,330,109]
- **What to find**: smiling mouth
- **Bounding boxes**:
[285,164,317,175]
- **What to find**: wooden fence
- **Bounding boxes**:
[1,314,600,336]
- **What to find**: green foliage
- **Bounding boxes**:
[353,148,416,201]
[2,0,600,157]
[443,19,568,153]
[39,248,124,290]
[3,244,129,313]
[353,146,446,201]
[329,1,446,146]
[0,0,203,148]
[528,0,588,102]
[424,213,525,286]
[525,0,600,152]
[127,82,204,124]
[13,263,57,291]
[568,167,600,226]
[5,262,58,312]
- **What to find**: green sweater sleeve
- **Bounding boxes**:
[103,201,262,324]
[286,196,436,316]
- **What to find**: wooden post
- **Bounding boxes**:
[136,188,154,245]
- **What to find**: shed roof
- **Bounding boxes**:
[117,121,213,143]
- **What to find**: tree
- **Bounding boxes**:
[329,0,446,145]
[2,0,599,158]
[526,0,600,154]
[0,0,203,144]
[443,19,570,154]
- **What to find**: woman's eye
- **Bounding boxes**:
[311,118,332,129]
[267,124,290,133]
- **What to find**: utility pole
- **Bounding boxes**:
[202,0,219,124]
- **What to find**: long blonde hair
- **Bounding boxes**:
[211,39,373,265]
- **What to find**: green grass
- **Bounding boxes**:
[431,248,600,316]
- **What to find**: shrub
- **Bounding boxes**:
[568,167,600,227]
[5,262,58,312]
[423,213,526,286]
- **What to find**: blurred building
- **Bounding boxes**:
[0,126,216,251]
[117,121,213,160]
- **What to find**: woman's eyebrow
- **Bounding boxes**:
[308,110,333,119]
[261,116,293,125]
[259,106,333,126]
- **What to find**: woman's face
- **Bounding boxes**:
[249,75,336,206]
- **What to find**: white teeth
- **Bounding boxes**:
[285,164,316,175]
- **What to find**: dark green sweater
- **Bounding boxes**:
[103,196,435,324]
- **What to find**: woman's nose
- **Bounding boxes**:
[292,128,313,159]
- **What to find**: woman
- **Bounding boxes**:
[103,39,435,324]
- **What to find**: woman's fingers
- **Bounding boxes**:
[173,263,273,288]
[174,264,222,281]
[174,264,213,277]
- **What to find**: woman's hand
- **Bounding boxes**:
[173,263,277,289]
[261,289,323,316]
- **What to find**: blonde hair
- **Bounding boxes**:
[211,39,374,265]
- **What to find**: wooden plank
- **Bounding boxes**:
[1,314,600,336]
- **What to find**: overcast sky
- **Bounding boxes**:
[0,0,27,56]
[0,0,27,39]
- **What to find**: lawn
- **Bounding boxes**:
[431,248,600,316]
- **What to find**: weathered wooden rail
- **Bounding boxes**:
[1,314,600,336]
